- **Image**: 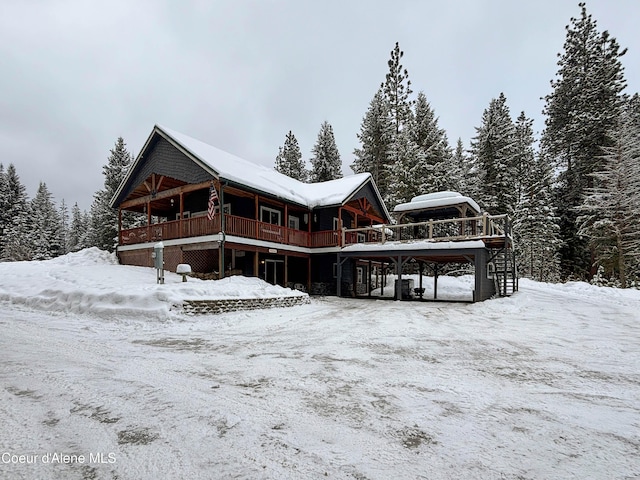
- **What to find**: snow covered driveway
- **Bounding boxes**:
[1,280,639,479]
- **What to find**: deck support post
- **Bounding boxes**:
[395,255,402,301]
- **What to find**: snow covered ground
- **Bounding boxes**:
[1,249,639,479]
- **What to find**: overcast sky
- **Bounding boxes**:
[1,0,638,210]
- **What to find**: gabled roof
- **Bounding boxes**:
[112,125,391,220]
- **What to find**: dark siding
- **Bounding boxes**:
[348,182,389,222]
[313,207,339,231]
[310,253,338,295]
[115,135,214,206]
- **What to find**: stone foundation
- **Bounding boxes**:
[183,295,310,315]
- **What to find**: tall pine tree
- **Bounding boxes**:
[542,2,627,278]
[351,88,394,198]
[470,93,517,214]
[2,164,32,261]
[513,151,562,282]
[88,137,133,252]
[30,182,62,260]
[68,202,90,253]
[275,131,307,181]
[577,95,640,287]
[412,91,452,193]
[309,121,342,182]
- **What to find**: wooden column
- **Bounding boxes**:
[254,251,259,277]
[284,255,288,287]
[118,208,122,245]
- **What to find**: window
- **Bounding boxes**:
[332,263,337,278]
[260,206,281,225]
[217,203,231,215]
[357,232,366,243]
[176,211,190,220]
[289,215,300,230]
[333,217,340,231]
[357,266,364,284]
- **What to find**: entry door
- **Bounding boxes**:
[264,259,284,285]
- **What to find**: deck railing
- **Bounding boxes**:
[120,214,341,248]
[342,213,512,247]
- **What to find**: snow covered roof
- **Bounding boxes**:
[152,125,387,212]
[393,191,481,215]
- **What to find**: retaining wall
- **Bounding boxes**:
[183,295,310,315]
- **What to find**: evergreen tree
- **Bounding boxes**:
[309,121,342,182]
[470,93,517,214]
[30,182,62,260]
[385,126,427,208]
[0,164,9,247]
[58,199,69,255]
[577,96,640,287]
[67,202,86,252]
[381,42,413,136]
[513,112,536,205]
[450,138,480,199]
[88,137,133,252]
[412,91,452,193]
[542,2,627,278]
[275,131,307,181]
[513,152,562,282]
[351,88,394,198]
[2,164,32,261]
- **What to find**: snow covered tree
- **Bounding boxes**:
[0,164,9,248]
[470,93,517,214]
[542,3,627,278]
[412,91,452,193]
[67,202,90,252]
[58,199,69,255]
[351,88,394,198]
[381,42,413,137]
[88,137,133,252]
[513,112,536,205]
[275,131,307,181]
[385,125,426,208]
[450,138,480,199]
[309,121,342,182]
[2,164,33,261]
[577,96,640,288]
[513,152,562,282]
[30,182,62,260]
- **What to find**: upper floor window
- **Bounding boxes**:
[260,206,281,225]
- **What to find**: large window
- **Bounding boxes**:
[288,215,300,230]
[260,206,281,225]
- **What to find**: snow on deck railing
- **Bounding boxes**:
[342,213,512,246]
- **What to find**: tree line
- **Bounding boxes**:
[0,137,134,261]
[3,3,637,288]
[273,3,640,287]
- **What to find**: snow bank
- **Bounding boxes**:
[0,248,306,319]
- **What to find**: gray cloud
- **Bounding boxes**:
[1,0,638,210]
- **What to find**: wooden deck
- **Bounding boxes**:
[119,214,342,248]
[341,213,513,250]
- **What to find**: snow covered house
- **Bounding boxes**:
[111,125,391,295]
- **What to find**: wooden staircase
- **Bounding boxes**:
[490,248,518,297]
